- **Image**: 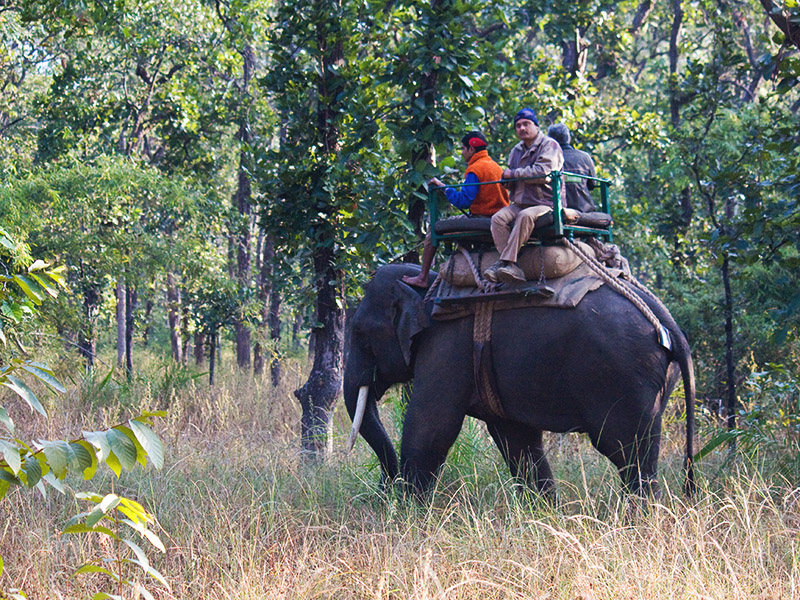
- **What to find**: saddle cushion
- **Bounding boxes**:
[440,241,594,288]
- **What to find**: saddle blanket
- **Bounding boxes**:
[430,262,625,321]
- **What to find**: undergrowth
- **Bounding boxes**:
[1,347,798,599]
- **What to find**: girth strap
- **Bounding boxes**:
[473,300,506,419]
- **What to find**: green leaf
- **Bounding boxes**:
[0,440,22,475]
[108,428,137,471]
[128,420,165,470]
[97,366,115,391]
[2,375,47,417]
[118,497,151,524]
[27,259,48,272]
[83,430,112,462]
[74,564,118,579]
[694,430,743,462]
[122,518,165,552]
[40,439,71,479]
[133,583,157,600]
[91,593,122,600]
[144,563,169,589]
[122,538,150,571]
[69,441,95,474]
[11,274,43,305]
[116,425,147,467]
[0,406,14,433]
[105,451,122,477]
[23,456,42,487]
[42,471,66,494]
[63,523,120,539]
[28,273,58,299]
[19,363,66,393]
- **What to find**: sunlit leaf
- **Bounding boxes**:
[108,428,137,471]
[40,439,71,479]
[2,375,47,417]
[0,440,22,475]
[128,419,164,470]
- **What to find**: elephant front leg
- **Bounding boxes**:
[486,421,556,499]
[400,397,466,497]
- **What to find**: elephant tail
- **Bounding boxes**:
[673,327,697,497]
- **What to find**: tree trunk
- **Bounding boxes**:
[758,0,800,52]
[269,286,283,387]
[292,311,302,352]
[669,0,683,129]
[181,292,190,364]
[166,272,183,363]
[253,230,271,376]
[254,233,282,384]
[125,285,136,377]
[231,42,256,369]
[295,11,345,457]
[295,243,345,456]
[142,297,154,347]
[722,252,737,433]
[208,328,217,386]
[115,280,126,369]
[194,332,206,366]
[79,285,99,372]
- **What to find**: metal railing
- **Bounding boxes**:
[428,170,612,247]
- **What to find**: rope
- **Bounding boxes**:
[423,271,444,303]
[473,300,506,418]
[458,246,496,293]
[562,237,669,346]
[586,238,676,324]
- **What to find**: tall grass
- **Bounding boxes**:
[1,351,798,599]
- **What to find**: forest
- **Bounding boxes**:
[1,0,799,598]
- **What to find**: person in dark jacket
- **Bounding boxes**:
[547,123,597,213]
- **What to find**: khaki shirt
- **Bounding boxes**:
[506,133,564,208]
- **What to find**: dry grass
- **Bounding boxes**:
[2,354,799,599]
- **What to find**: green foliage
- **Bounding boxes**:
[695,364,800,480]
[0,229,168,600]
[65,492,169,600]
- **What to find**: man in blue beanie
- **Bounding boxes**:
[484,107,566,284]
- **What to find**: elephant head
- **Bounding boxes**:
[343,264,433,478]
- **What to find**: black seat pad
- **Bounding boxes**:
[432,211,612,235]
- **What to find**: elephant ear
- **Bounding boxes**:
[393,280,431,366]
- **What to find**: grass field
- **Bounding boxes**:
[1,354,798,599]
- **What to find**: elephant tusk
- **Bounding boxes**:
[346,386,369,452]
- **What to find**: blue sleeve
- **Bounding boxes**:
[444,172,480,210]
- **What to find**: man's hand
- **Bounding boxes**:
[428,177,445,188]
[502,169,513,179]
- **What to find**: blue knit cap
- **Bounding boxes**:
[514,108,538,126]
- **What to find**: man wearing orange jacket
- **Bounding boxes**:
[402,131,509,289]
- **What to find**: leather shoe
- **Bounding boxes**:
[483,260,503,283]
[497,262,526,284]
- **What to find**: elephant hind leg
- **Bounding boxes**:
[486,421,556,499]
[590,420,662,496]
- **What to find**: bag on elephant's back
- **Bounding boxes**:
[441,241,593,287]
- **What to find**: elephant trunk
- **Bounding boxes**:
[346,385,369,452]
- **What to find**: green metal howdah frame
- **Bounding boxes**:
[428,170,613,247]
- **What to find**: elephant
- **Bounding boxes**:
[343,263,696,497]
